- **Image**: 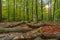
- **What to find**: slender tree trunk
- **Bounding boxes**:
[23,0,25,21]
[35,0,38,23]
[0,0,2,22]
[41,0,43,21]
[32,0,33,21]
[27,0,29,21]
[48,0,52,21]
[26,0,29,21]
[8,0,10,21]
[53,0,56,21]
[19,0,22,21]
[13,0,16,21]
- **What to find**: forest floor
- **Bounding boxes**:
[0,21,60,40]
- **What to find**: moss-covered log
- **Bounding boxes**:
[0,32,60,40]
[0,27,32,33]
[0,21,25,28]
[41,33,60,39]
[27,22,60,28]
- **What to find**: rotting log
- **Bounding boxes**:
[1,32,41,40]
[40,32,60,39]
[0,21,26,28]
[27,22,45,28]
[27,22,60,28]
[0,27,60,40]
[0,21,60,28]
[0,27,32,33]
[0,32,60,40]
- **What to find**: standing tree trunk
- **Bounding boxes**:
[0,0,2,22]
[26,0,29,21]
[41,0,43,21]
[13,0,16,21]
[31,0,33,21]
[8,0,10,22]
[53,0,56,22]
[35,0,38,23]
[23,0,25,21]
[48,0,52,21]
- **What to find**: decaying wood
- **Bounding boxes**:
[27,22,60,28]
[0,21,25,28]
[0,32,60,40]
[0,32,41,40]
[41,32,60,39]
[0,21,60,28]
[0,27,32,33]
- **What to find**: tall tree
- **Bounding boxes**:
[32,0,33,21]
[19,0,22,21]
[13,0,16,21]
[41,0,43,21]
[26,0,29,21]
[48,0,52,21]
[23,0,25,21]
[53,0,56,21]
[35,0,38,23]
[8,0,10,21]
[0,0,2,22]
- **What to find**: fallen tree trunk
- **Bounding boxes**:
[0,21,60,28]
[1,32,60,40]
[27,22,60,28]
[41,32,60,39]
[0,21,24,28]
[0,27,32,33]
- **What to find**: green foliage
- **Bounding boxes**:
[1,0,60,22]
